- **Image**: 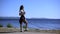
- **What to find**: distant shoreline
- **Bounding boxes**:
[0,17,60,20]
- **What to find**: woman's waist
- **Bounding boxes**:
[20,15,25,18]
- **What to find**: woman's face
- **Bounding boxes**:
[20,5,24,10]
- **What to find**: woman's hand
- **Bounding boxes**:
[19,11,25,16]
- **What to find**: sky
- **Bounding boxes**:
[0,0,60,19]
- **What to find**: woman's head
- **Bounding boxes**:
[20,5,24,10]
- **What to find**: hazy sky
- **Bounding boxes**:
[0,0,60,19]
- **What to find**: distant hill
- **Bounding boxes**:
[0,17,60,20]
[0,17,19,19]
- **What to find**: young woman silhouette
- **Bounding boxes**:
[19,5,28,32]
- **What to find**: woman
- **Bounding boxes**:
[19,5,28,32]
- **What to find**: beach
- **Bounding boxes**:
[0,27,60,34]
[0,32,59,34]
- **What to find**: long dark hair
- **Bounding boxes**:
[20,5,24,10]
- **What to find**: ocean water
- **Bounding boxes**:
[0,18,60,30]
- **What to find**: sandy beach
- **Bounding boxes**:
[0,27,60,34]
[0,32,59,34]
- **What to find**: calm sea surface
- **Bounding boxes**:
[0,18,60,30]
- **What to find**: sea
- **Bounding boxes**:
[0,17,60,30]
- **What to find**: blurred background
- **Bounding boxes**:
[0,0,60,30]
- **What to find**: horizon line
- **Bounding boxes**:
[0,17,60,19]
